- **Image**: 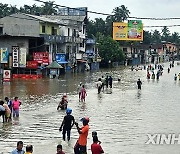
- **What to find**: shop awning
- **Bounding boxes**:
[46,61,63,69]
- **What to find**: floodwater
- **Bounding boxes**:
[0,62,180,154]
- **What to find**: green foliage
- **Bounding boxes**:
[97,33,125,64]
[0,1,58,17]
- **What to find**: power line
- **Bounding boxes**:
[5,14,180,28]
[34,0,180,20]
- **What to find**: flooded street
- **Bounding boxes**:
[0,62,180,154]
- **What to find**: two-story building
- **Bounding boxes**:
[0,13,64,77]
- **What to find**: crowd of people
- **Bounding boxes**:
[0,97,21,123]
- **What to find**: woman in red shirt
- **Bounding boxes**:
[91,136,104,154]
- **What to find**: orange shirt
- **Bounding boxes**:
[78,125,89,146]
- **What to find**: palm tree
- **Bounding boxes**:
[152,29,161,43]
[161,26,170,42]
[41,1,57,15]
[105,5,130,36]
[112,5,130,22]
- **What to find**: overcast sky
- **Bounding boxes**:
[1,0,180,33]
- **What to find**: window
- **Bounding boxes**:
[51,27,57,35]
[68,28,70,36]
[0,27,3,35]
[73,29,76,37]
[42,25,45,33]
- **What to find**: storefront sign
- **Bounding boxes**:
[19,48,27,67]
[26,61,38,69]
[0,48,8,63]
[33,52,49,65]
[3,70,11,82]
[12,46,19,67]
[56,53,68,64]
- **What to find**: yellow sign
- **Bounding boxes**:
[113,21,143,41]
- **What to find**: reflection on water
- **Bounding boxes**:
[0,63,180,154]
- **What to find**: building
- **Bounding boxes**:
[121,42,178,66]
[0,9,88,78]
[43,7,88,72]
[85,38,101,70]
[0,13,63,78]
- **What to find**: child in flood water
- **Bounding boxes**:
[80,85,87,102]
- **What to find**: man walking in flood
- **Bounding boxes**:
[137,79,142,90]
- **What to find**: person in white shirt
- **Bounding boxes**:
[97,78,102,94]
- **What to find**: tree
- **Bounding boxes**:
[171,32,180,45]
[143,30,152,44]
[41,1,57,15]
[161,26,170,42]
[112,5,130,22]
[106,5,130,36]
[152,29,161,43]
[0,3,10,17]
[97,33,125,66]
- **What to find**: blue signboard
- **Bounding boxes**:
[56,53,68,64]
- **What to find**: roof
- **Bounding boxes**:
[24,13,60,24]
[46,61,63,68]
[8,13,60,24]
[42,15,86,22]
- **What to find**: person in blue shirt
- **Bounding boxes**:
[11,141,25,154]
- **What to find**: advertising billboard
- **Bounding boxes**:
[0,48,8,63]
[113,20,143,41]
[12,46,19,67]
[19,48,27,67]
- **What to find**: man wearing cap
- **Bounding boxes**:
[74,117,89,154]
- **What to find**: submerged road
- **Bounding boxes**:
[0,62,180,154]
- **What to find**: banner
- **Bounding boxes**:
[127,20,143,40]
[12,46,19,67]
[33,52,49,65]
[0,48,8,63]
[3,70,11,82]
[19,48,27,67]
[113,20,143,41]
[26,61,38,69]
[113,22,128,41]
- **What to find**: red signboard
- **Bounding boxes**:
[26,61,38,69]
[33,52,49,65]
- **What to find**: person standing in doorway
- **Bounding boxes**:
[59,108,75,141]
[137,79,142,90]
